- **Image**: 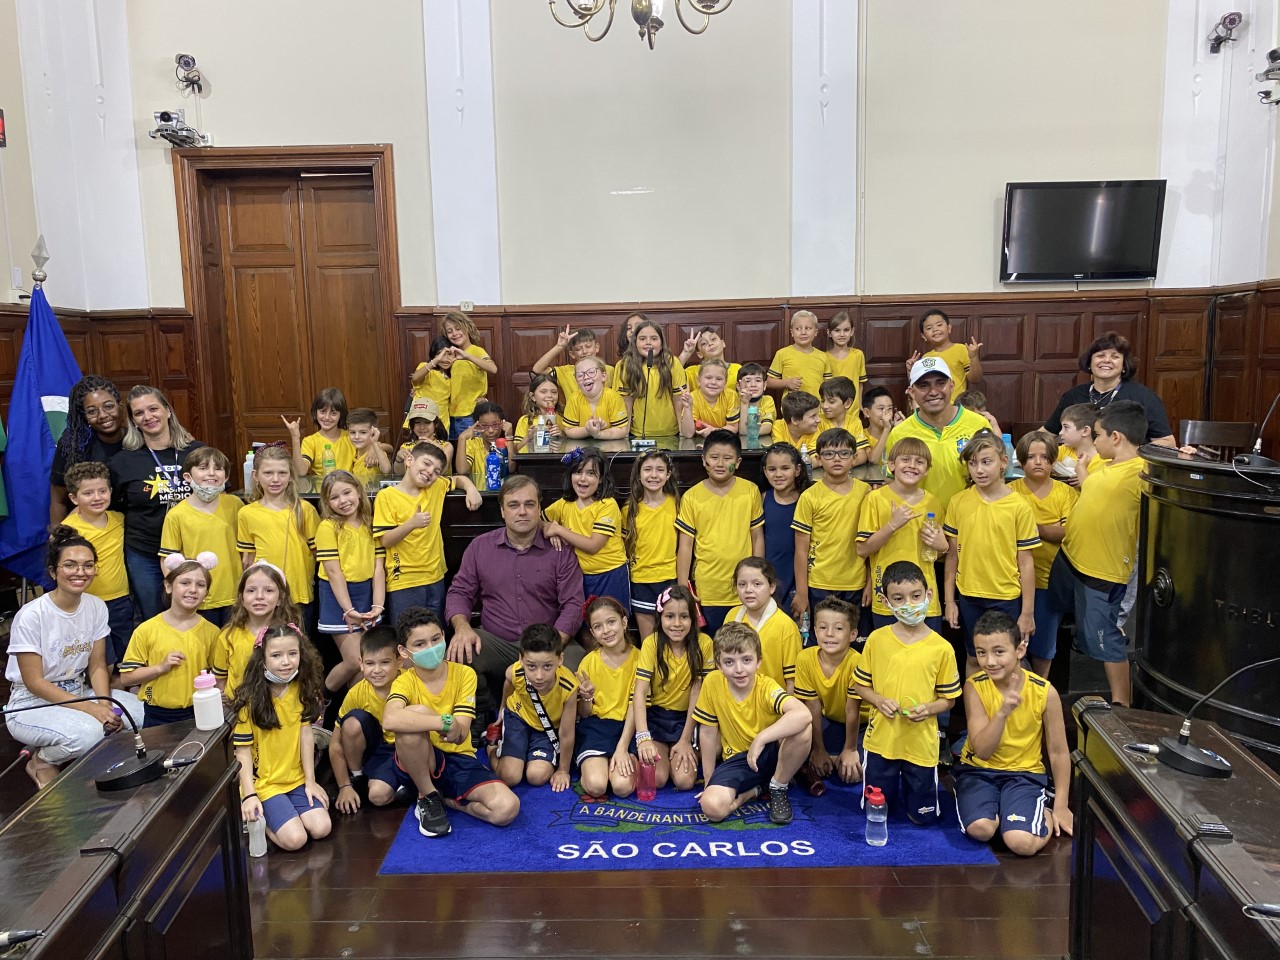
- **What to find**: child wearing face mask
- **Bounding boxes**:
[159,447,243,628]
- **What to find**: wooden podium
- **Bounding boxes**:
[0,720,252,959]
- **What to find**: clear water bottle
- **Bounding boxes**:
[322,443,336,475]
[484,443,503,491]
[800,443,812,477]
[920,512,939,564]
[745,404,760,446]
[636,759,657,801]
[247,814,268,857]
[1002,433,1023,479]
[243,450,255,494]
[864,785,888,846]
[799,610,811,646]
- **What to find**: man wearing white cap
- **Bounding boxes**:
[885,357,990,510]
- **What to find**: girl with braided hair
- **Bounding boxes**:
[50,376,127,524]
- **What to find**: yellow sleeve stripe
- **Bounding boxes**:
[767,367,781,378]
[315,550,339,560]
[236,539,253,551]
[591,522,615,535]
[453,705,477,717]
[692,707,718,725]
[855,529,873,541]
[118,660,145,672]
[854,436,870,450]
[157,547,177,556]
[562,415,582,427]
[783,665,796,679]
[941,524,958,537]
[726,410,740,423]
[853,666,872,684]
[749,512,765,529]
[373,525,393,534]
[1016,537,1041,548]
[674,518,696,537]
[937,679,963,697]
[609,414,628,427]
[636,668,653,681]
[1028,675,1047,687]
[846,684,859,698]
[375,546,386,557]
[557,677,577,692]
[772,690,794,712]
[386,693,408,705]
[791,520,813,534]
[859,374,868,382]
[232,733,253,745]
[792,685,819,699]
[822,371,833,380]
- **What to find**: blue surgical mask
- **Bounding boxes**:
[890,600,930,627]
[411,641,446,670]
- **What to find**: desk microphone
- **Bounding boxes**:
[1234,388,1280,468]
[1156,655,1280,778]
[0,930,42,947]
[1,695,167,791]
[641,348,654,441]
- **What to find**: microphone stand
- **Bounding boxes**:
[1,694,168,791]
[1235,388,1280,468]
[642,348,653,441]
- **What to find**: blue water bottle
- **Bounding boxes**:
[484,444,503,491]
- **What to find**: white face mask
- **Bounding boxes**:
[890,600,930,627]
[190,480,226,503]
[264,669,298,684]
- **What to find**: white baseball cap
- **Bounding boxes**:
[908,356,954,386]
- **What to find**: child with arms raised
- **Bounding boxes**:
[793,596,863,787]
[384,608,519,836]
[575,597,641,801]
[159,448,241,627]
[493,623,579,792]
[852,561,962,824]
[906,309,983,395]
[330,626,408,813]
[117,553,221,727]
[679,326,740,389]
[211,561,303,700]
[760,443,808,612]
[62,462,133,662]
[440,311,498,441]
[233,625,331,852]
[284,387,356,479]
[345,408,391,485]
[728,558,802,693]
[532,326,614,402]
[634,585,712,791]
[621,450,680,640]
[695,622,812,825]
[544,448,630,612]
[237,445,320,613]
[407,335,454,436]
[455,401,516,486]
[956,610,1072,855]
[562,357,629,440]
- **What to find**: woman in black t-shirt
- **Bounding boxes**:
[49,376,128,525]
[109,385,203,620]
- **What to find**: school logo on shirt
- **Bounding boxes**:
[143,465,189,506]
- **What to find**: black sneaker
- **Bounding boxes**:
[350,773,369,806]
[394,783,416,806]
[414,792,452,837]
[767,787,793,825]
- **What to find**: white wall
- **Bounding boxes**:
[0,0,38,304]
[489,0,792,304]
[860,0,1169,295]
[125,0,437,307]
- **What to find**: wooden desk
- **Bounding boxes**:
[0,720,252,960]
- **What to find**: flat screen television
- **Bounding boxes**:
[999,179,1166,282]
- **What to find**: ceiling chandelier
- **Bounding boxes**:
[548,0,734,50]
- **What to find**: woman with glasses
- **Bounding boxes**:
[49,376,129,525]
[4,526,144,788]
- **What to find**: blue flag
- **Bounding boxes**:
[0,287,82,582]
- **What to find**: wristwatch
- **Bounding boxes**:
[440,713,454,735]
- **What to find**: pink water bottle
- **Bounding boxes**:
[636,760,657,801]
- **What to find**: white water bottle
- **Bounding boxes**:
[242,450,255,493]
[247,815,268,858]
[193,670,223,731]
[864,785,888,846]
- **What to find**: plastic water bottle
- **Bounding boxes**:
[1002,433,1023,479]
[920,512,939,564]
[864,786,888,846]
[535,411,552,448]
[193,670,223,731]
[484,443,503,491]
[636,760,657,802]
[495,437,510,478]
[322,443,336,475]
[242,450,255,493]
[745,403,760,445]
[800,443,812,477]
[799,610,811,645]
[247,814,268,858]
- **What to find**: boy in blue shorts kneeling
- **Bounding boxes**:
[330,626,410,812]
[694,622,811,825]
[494,623,580,792]
[383,608,520,838]
[955,610,1072,856]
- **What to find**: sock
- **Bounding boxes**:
[349,768,363,777]
[768,778,788,793]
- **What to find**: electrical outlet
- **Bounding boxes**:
[460,300,474,312]
[10,267,23,289]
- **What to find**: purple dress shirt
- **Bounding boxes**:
[444,527,584,641]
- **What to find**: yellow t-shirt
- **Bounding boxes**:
[691,388,740,429]
[1010,479,1079,589]
[622,496,678,583]
[1062,456,1145,585]
[793,646,861,725]
[728,602,802,685]
[826,349,868,407]
[959,671,1050,774]
[743,395,777,434]
[816,414,869,449]
[507,663,579,729]
[314,519,382,584]
[578,647,639,722]
[212,625,256,701]
[160,496,243,609]
[232,683,306,802]
[337,678,396,744]
[770,420,819,452]
[635,631,714,713]
[300,431,358,478]
[119,614,220,709]
[856,485,944,617]
[693,671,794,760]
[943,488,1040,601]
[885,407,992,510]
[552,362,617,403]
[64,510,128,602]
[768,345,830,398]
[792,480,872,590]
[686,361,740,391]
[854,625,962,767]
[616,358,689,438]
[675,478,765,606]
[544,498,627,575]
[235,500,320,605]
[387,662,479,756]
[349,453,383,487]
[450,344,492,418]
[924,342,972,395]
[562,388,629,432]
[372,478,455,591]
[409,366,452,432]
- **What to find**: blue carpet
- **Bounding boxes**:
[378,776,996,875]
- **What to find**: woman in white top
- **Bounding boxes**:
[5,526,143,787]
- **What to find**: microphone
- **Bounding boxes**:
[1155,655,1280,778]
[0,930,42,948]
[1235,388,1280,468]
[1,694,167,791]
[641,349,655,441]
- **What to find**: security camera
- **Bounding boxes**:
[174,53,204,94]
[175,53,197,72]
[149,108,211,148]
[1209,12,1243,54]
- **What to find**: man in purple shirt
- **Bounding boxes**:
[445,475,585,719]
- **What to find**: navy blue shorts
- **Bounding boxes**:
[646,705,688,744]
[318,578,374,634]
[707,742,780,793]
[575,715,635,766]
[1047,553,1128,663]
[1026,588,1063,662]
[449,416,475,442]
[385,579,446,624]
[429,750,502,802]
[862,750,941,824]
[262,784,323,834]
[498,711,558,766]
[701,605,733,635]
[954,764,1050,838]
[104,595,134,666]
[631,579,677,615]
[583,565,631,614]
[340,708,392,765]
[143,703,194,728]
[820,716,853,756]
[955,594,1023,657]
[808,588,863,614]
[367,743,412,790]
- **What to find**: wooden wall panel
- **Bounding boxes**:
[1147,296,1210,436]
[92,321,153,384]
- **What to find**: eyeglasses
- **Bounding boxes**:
[819,450,854,461]
[59,561,97,573]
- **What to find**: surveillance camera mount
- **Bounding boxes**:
[174,52,203,94]
[148,108,211,148]
[1209,12,1244,54]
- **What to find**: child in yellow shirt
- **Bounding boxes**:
[63,461,132,662]
[543,448,630,612]
[793,597,863,790]
[907,309,983,395]
[691,359,741,435]
[575,597,641,801]
[768,310,830,398]
[824,310,867,408]
[285,387,357,479]
[160,447,242,627]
